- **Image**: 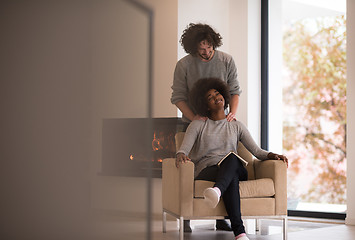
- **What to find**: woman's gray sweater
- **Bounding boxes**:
[177,118,269,178]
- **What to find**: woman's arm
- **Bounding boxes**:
[175,121,202,167]
[238,121,270,160]
[238,121,288,166]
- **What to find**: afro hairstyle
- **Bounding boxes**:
[189,78,230,117]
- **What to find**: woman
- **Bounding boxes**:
[175,78,288,240]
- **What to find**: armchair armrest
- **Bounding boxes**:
[162,158,194,216]
[254,160,287,215]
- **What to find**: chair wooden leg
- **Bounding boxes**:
[179,217,184,240]
[283,217,288,240]
[162,211,167,233]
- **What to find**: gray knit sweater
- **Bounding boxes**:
[171,50,242,122]
[177,119,269,178]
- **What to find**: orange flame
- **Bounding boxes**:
[152,132,163,151]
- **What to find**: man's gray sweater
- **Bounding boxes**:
[171,50,242,122]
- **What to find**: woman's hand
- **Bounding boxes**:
[175,153,191,168]
[226,112,237,122]
[267,152,289,168]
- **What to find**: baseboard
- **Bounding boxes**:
[345,217,355,225]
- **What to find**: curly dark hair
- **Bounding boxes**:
[189,78,230,117]
[180,23,223,55]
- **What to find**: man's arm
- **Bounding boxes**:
[175,101,195,121]
[226,94,239,121]
[175,101,207,122]
[225,54,241,121]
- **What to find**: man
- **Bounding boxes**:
[171,23,241,123]
[171,23,242,232]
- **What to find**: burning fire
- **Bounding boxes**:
[128,131,173,163]
[152,131,163,151]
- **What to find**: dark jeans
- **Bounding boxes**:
[195,154,248,236]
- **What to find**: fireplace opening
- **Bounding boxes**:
[101,118,187,178]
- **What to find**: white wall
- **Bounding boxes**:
[346,0,355,226]
[143,0,179,118]
[229,0,262,144]
[178,0,231,60]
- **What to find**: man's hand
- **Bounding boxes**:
[226,112,237,122]
[175,153,191,168]
[267,152,289,168]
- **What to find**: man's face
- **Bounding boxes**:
[197,40,214,61]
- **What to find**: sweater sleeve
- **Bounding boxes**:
[171,59,188,104]
[238,121,269,160]
[227,57,242,96]
[176,120,202,156]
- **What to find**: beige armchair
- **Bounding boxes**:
[162,132,288,240]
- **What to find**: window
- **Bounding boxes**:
[268,0,347,217]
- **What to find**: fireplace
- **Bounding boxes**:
[101,118,187,178]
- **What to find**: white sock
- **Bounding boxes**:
[235,233,249,240]
[213,186,221,196]
[203,187,220,208]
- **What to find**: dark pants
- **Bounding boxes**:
[195,154,248,236]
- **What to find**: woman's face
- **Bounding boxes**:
[205,88,225,111]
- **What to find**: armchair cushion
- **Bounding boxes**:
[194,178,275,199]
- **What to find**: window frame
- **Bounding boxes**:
[261,0,346,220]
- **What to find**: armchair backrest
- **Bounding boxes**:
[175,132,256,180]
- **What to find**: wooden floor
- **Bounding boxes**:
[92,212,355,240]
